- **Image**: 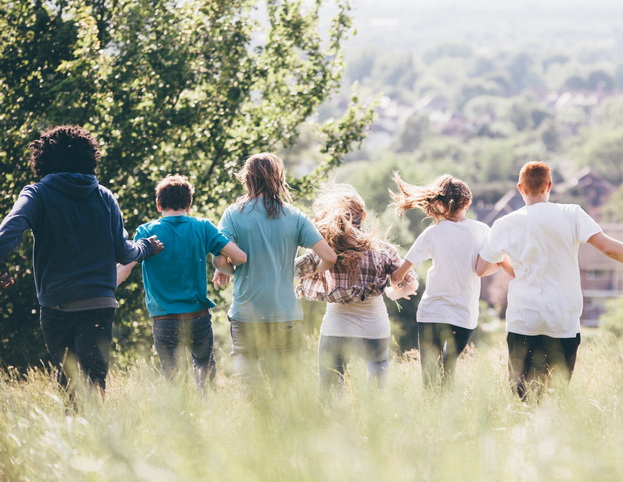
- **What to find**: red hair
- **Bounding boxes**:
[519,161,551,196]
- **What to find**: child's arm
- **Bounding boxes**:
[219,241,247,266]
[0,272,14,290]
[588,232,623,263]
[499,255,515,278]
[116,261,137,287]
[475,255,497,277]
[307,239,337,276]
[390,259,414,287]
[386,278,418,301]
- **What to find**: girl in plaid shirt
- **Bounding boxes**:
[390,173,504,387]
[296,184,417,395]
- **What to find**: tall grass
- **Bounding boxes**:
[1,329,623,481]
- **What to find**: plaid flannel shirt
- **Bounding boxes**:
[295,241,416,304]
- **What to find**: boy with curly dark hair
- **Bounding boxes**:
[0,125,163,394]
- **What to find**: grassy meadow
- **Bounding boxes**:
[1,326,623,481]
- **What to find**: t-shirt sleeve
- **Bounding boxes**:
[404,227,432,267]
[218,208,237,243]
[479,221,505,264]
[297,212,322,248]
[574,205,602,243]
[203,220,230,255]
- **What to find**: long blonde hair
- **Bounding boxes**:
[236,152,293,218]
[390,172,472,222]
[313,184,379,282]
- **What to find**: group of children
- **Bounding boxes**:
[2,125,623,401]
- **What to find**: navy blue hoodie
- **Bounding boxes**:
[0,173,154,306]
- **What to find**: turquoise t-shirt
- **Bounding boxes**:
[219,201,322,323]
[135,215,229,316]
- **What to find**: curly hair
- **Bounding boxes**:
[156,174,194,211]
[236,152,293,219]
[390,172,472,223]
[29,125,100,177]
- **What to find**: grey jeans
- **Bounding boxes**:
[318,335,390,395]
[229,320,303,391]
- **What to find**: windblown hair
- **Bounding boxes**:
[236,152,293,219]
[29,125,100,178]
[313,184,379,283]
[519,161,551,196]
[156,174,194,211]
[390,172,472,223]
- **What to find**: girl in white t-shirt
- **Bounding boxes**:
[295,184,418,395]
[390,173,495,386]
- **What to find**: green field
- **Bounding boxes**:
[1,328,622,481]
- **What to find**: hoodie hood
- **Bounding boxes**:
[40,173,99,198]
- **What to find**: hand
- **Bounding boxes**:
[213,270,231,289]
[385,285,417,301]
[0,272,14,290]
[147,235,165,255]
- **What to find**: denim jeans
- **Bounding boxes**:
[318,335,390,395]
[229,320,303,392]
[507,332,581,399]
[40,306,115,393]
[417,322,475,387]
[152,312,215,389]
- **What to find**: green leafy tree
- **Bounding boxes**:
[0,0,374,368]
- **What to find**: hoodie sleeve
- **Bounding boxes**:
[0,186,39,261]
[109,192,154,264]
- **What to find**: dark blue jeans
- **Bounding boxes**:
[507,332,581,399]
[417,322,475,387]
[152,312,215,389]
[40,306,114,393]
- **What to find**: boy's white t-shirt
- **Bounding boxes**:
[406,219,490,330]
[479,202,601,338]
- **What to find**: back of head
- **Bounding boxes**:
[391,172,472,222]
[156,174,194,211]
[519,161,551,196]
[236,152,292,218]
[313,184,374,281]
[29,125,100,178]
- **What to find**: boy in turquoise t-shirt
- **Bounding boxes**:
[118,174,246,388]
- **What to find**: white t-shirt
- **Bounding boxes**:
[320,295,390,339]
[406,218,490,329]
[479,202,601,338]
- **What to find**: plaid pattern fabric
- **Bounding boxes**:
[295,242,416,304]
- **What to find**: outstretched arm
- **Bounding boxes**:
[588,232,623,263]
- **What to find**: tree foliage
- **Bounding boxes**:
[0,0,374,368]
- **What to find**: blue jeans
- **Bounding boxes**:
[318,335,390,395]
[40,306,114,392]
[152,312,215,389]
